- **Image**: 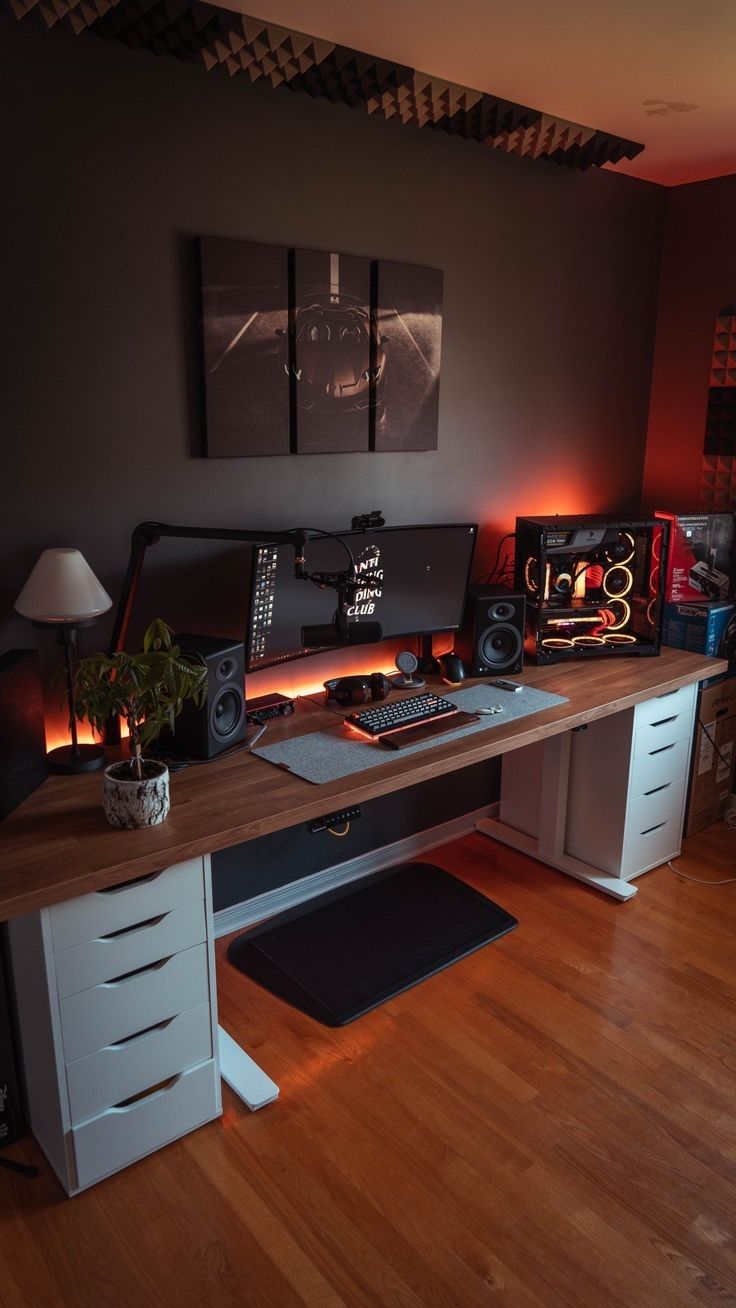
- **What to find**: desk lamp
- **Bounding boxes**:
[15,548,113,774]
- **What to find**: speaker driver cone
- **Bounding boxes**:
[210,686,245,740]
[489,600,515,622]
[216,657,237,682]
[479,623,523,667]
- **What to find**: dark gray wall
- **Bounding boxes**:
[2,7,665,700]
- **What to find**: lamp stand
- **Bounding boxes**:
[47,624,106,775]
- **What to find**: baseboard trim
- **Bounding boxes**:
[213,802,500,939]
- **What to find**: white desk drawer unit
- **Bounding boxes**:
[66,1003,214,1125]
[48,859,203,952]
[627,775,687,832]
[632,681,695,729]
[7,855,221,1195]
[566,682,697,881]
[59,943,210,1063]
[54,898,207,999]
[629,733,692,796]
[72,1061,220,1192]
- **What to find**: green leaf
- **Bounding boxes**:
[73,618,215,756]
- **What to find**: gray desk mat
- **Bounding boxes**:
[252,684,568,785]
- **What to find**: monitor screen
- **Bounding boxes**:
[247,523,478,673]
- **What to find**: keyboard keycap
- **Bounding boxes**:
[345,692,459,737]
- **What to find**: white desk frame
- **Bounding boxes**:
[476,733,638,901]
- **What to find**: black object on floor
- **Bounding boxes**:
[227,862,518,1026]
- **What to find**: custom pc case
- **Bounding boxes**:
[514,515,669,664]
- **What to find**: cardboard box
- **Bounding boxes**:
[656,510,735,603]
[685,678,736,837]
[662,599,736,688]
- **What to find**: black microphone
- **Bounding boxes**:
[301,620,383,648]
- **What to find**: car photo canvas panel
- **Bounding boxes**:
[200,237,290,457]
[292,248,373,454]
[373,260,443,452]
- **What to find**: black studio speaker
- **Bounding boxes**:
[455,588,525,675]
[164,635,246,759]
[0,649,49,823]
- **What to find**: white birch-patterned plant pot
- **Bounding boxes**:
[103,760,170,829]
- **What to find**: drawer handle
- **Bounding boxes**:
[640,820,667,836]
[97,870,164,896]
[108,1016,175,1049]
[100,912,168,942]
[650,743,675,756]
[104,955,172,987]
[655,689,679,699]
[113,1073,180,1111]
[643,782,671,796]
[650,714,678,728]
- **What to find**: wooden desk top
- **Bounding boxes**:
[0,647,723,921]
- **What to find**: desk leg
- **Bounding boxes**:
[477,734,638,902]
[204,855,280,1112]
[218,1026,280,1111]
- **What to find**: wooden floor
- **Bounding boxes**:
[2,826,736,1307]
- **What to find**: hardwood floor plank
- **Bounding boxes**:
[2,821,736,1306]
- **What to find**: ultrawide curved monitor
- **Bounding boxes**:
[246,523,478,673]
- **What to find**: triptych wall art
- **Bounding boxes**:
[199,237,443,457]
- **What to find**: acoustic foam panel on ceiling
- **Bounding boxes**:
[7,0,644,171]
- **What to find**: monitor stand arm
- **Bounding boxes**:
[103,519,381,745]
[104,521,310,743]
[416,633,440,676]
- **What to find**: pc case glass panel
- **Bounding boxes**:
[514,516,667,663]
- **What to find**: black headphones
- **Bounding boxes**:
[323,673,391,706]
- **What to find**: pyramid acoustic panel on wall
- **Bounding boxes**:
[701,308,736,511]
[7,0,644,171]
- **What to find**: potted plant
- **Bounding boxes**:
[73,619,207,829]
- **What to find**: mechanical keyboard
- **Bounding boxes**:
[345,691,459,738]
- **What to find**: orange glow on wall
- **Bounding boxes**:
[254,658,400,706]
[44,720,98,752]
[245,643,403,703]
[44,710,128,754]
[511,478,604,520]
[42,649,401,752]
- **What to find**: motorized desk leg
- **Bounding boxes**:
[476,731,638,902]
[217,1026,279,1111]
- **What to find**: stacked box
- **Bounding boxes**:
[686,679,736,837]
[662,599,736,681]
[655,511,735,603]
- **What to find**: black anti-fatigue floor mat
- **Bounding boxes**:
[227,861,518,1026]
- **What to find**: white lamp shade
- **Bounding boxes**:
[15,548,112,623]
